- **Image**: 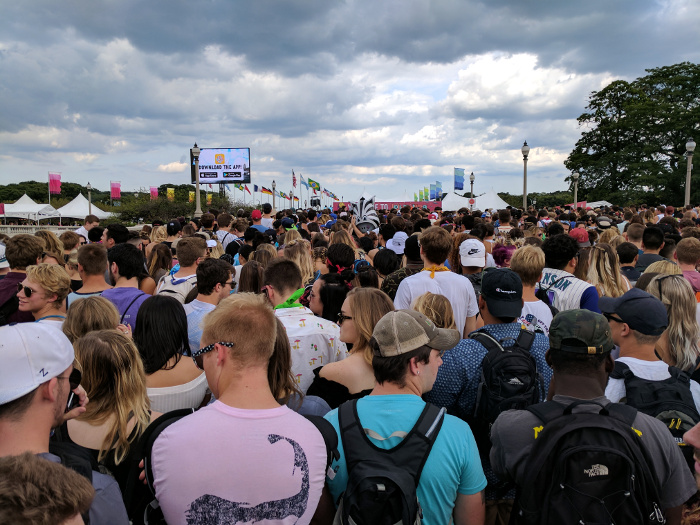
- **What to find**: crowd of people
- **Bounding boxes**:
[2,200,700,524]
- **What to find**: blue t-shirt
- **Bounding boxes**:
[324,395,486,525]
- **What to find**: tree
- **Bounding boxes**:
[565,62,700,206]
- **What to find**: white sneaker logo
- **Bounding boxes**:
[508,377,524,386]
[583,464,609,477]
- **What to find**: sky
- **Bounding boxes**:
[1,0,699,206]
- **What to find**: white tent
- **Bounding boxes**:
[56,193,112,220]
[1,194,61,221]
[586,200,614,209]
[441,190,512,212]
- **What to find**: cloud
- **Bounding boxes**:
[157,161,187,173]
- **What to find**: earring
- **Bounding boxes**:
[416,371,420,375]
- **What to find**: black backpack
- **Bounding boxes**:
[611,361,700,471]
[512,400,666,525]
[141,409,339,525]
[0,294,19,326]
[469,328,543,455]
[334,399,445,525]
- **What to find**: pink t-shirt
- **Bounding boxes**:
[683,270,700,293]
[152,401,328,525]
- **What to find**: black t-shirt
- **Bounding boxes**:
[306,366,372,410]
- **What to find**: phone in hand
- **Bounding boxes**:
[65,391,80,413]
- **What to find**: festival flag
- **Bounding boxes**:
[454,168,465,191]
[244,185,251,195]
[189,191,194,203]
[206,193,212,205]
[435,181,442,201]
[292,170,297,188]
[261,187,273,195]
[167,187,175,201]
[424,186,429,201]
[430,184,436,200]
[300,176,309,189]
[308,178,321,191]
[110,181,121,200]
[294,196,299,202]
[254,185,259,193]
[0,203,4,215]
[279,191,287,199]
[150,187,158,200]
[414,193,418,202]
[419,189,424,200]
[48,172,61,195]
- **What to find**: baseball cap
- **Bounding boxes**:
[598,288,668,336]
[372,309,460,357]
[251,210,262,220]
[596,216,612,230]
[0,324,75,405]
[569,228,591,247]
[281,217,296,230]
[0,243,8,269]
[459,239,486,267]
[387,232,408,255]
[480,268,523,318]
[549,309,614,354]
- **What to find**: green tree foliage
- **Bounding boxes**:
[565,62,700,206]
[0,181,109,204]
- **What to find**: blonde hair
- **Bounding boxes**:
[66,249,79,272]
[647,274,700,372]
[587,243,627,298]
[509,245,545,286]
[25,264,71,306]
[330,230,358,258]
[63,296,120,343]
[346,288,395,364]
[644,260,682,275]
[208,240,224,259]
[201,292,277,366]
[413,292,456,329]
[283,229,302,244]
[150,225,167,243]
[34,230,64,255]
[598,228,622,245]
[284,239,314,285]
[73,330,151,464]
[252,244,278,269]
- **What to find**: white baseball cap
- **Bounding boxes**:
[0,324,75,405]
[459,239,486,267]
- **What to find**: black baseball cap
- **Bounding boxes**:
[480,268,523,318]
[598,288,668,336]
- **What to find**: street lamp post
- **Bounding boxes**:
[86,182,92,215]
[192,143,203,218]
[572,172,579,209]
[685,138,696,207]
[521,141,530,210]
[290,189,294,210]
[469,172,475,211]
[272,180,276,211]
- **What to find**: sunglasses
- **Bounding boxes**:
[337,312,353,325]
[187,341,234,370]
[603,312,624,324]
[17,283,38,298]
[57,368,82,391]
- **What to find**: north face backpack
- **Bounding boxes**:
[611,361,700,472]
[333,400,445,525]
[512,400,666,525]
[469,328,544,455]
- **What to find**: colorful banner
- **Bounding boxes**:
[0,203,4,215]
[308,178,321,191]
[419,189,424,200]
[150,187,158,200]
[206,193,212,205]
[189,191,194,203]
[430,184,436,200]
[48,172,61,195]
[424,187,429,201]
[167,187,175,201]
[110,181,121,200]
[300,176,309,189]
[454,168,465,191]
[261,187,273,196]
[435,181,442,201]
[292,170,297,188]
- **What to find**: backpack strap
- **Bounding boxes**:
[469,331,505,353]
[120,292,146,324]
[526,399,638,426]
[610,360,633,380]
[668,365,692,385]
[304,414,340,478]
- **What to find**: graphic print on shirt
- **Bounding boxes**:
[185,434,310,524]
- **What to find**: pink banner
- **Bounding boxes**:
[48,172,61,194]
[110,181,121,200]
[0,203,4,215]
[150,186,158,200]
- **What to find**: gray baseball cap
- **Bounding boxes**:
[372,309,460,357]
